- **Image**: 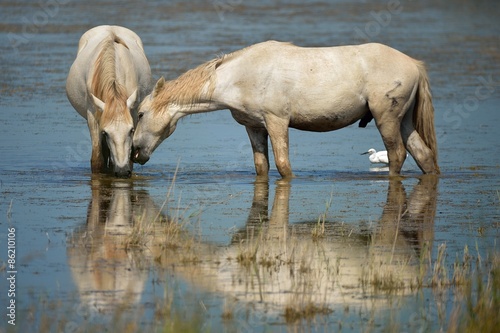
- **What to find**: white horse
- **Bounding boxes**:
[133,41,439,178]
[66,25,151,178]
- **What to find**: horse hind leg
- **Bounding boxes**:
[401,111,437,174]
[370,103,407,175]
[245,126,270,177]
[377,120,407,176]
[370,78,424,175]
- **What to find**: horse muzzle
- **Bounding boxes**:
[132,147,150,165]
[114,165,132,178]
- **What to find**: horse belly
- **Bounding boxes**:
[289,101,368,132]
[230,108,266,128]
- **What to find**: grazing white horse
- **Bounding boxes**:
[133,41,439,178]
[66,25,151,178]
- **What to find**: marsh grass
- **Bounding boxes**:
[448,252,500,333]
[235,224,261,267]
[13,235,500,333]
[369,263,408,292]
[9,178,500,333]
[452,244,473,287]
[311,191,333,240]
[232,200,450,323]
[283,244,334,323]
[232,220,336,322]
[125,165,195,251]
[20,291,147,333]
[431,243,450,288]
[284,302,333,323]
[220,299,235,320]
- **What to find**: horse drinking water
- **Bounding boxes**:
[66,25,151,178]
[133,41,439,178]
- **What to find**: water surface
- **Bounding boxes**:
[1,0,499,332]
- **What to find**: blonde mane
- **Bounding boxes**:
[152,57,223,113]
[91,35,132,126]
[150,43,290,114]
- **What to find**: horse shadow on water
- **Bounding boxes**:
[67,175,438,315]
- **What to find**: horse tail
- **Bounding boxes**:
[412,60,440,173]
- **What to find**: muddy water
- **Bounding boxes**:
[1,0,499,332]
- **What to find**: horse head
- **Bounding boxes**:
[132,77,177,165]
[92,89,137,178]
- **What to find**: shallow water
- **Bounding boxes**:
[1,0,499,332]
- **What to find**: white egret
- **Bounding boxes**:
[362,148,389,164]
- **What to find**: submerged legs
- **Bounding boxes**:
[245,114,293,179]
[245,127,270,176]
[402,122,439,174]
[87,111,103,173]
[377,120,407,176]
[87,110,110,174]
[400,104,439,174]
[370,80,418,176]
[264,114,293,179]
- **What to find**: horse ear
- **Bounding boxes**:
[91,94,105,111]
[126,89,138,109]
[153,77,165,97]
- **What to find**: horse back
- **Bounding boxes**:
[215,41,419,131]
[66,26,151,119]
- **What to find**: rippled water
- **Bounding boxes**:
[1,0,499,332]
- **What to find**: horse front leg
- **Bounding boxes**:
[245,126,270,177]
[87,110,104,173]
[100,137,113,174]
[264,114,293,179]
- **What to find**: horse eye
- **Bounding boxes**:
[137,112,144,121]
[130,128,135,135]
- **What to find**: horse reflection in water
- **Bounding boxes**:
[67,179,163,313]
[68,175,438,315]
[153,176,438,310]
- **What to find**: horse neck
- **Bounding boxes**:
[168,100,225,128]
[157,58,227,119]
[91,36,133,102]
[175,99,225,115]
